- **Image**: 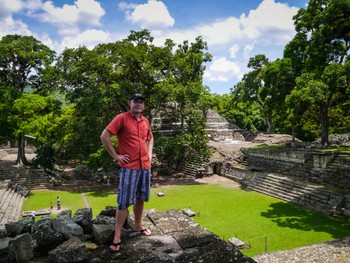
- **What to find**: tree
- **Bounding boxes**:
[231,54,273,132]
[0,86,21,144]
[284,0,350,144]
[263,58,296,134]
[0,34,56,164]
[286,63,347,144]
[0,34,56,92]
[9,94,60,165]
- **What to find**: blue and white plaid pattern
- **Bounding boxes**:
[117,168,151,210]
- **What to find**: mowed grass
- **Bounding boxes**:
[22,184,350,257]
[22,190,86,218]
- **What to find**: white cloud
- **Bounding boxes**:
[229,44,240,58]
[204,57,241,82]
[59,29,110,51]
[144,0,299,90]
[35,31,59,50]
[0,17,32,38]
[23,0,44,13]
[180,0,298,88]
[0,0,22,18]
[240,0,298,45]
[243,43,255,60]
[58,27,81,37]
[38,0,105,28]
[151,0,297,49]
[118,2,137,11]
[196,17,243,46]
[122,0,174,30]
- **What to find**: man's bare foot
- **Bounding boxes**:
[109,242,121,253]
[132,228,152,236]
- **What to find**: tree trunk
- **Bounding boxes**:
[15,134,30,165]
[320,103,329,146]
[266,113,273,134]
[290,125,296,148]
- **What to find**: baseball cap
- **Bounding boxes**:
[130,93,145,101]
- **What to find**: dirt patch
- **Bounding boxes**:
[194,174,240,188]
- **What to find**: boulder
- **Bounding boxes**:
[8,233,33,263]
[48,237,87,263]
[31,216,64,255]
[52,216,84,240]
[5,217,33,237]
[92,224,114,245]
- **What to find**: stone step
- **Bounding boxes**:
[0,188,12,211]
[0,190,23,227]
[0,188,7,201]
[251,173,321,192]
[12,182,47,189]
[0,169,16,180]
[0,189,16,224]
[9,194,24,222]
[0,150,9,159]
[249,185,333,213]
[249,175,334,203]
[248,180,332,204]
[246,173,343,214]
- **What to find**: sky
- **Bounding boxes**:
[0,0,309,95]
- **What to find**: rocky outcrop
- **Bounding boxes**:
[0,208,255,263]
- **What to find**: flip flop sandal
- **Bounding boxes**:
[131,228,152,236]
[109,242,122,253]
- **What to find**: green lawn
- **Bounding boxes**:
[22,190,86,217]
[22,184,350,257]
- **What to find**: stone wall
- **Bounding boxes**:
[241,148,350,190]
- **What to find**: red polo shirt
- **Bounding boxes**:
[106,112,153,170]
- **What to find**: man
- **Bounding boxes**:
[100,93,154,253]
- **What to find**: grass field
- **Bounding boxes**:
[22,184,350,257]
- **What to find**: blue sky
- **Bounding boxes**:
[0,0,309,95]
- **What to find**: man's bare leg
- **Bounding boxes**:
[133,200,151,235]
[110,208,128,252]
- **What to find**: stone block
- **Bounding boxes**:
[8,233,33,263]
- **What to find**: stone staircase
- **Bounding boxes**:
[0,187,25,229]
[0,150,9,159]
[205,109,244,141]
[181,110,244,177]
[245,172,345,215]
[0,168,50,190]
[182,156,207,177]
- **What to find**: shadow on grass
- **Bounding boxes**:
[260,202,350,239]
[87,189,113,197]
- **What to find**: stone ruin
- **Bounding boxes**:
[0,207,256,263]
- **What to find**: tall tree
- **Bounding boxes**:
[263,58,296,134]
[231,54,273,132]
[9,94,60,165]
[0,35,56,164]
[0,35,55,92]
[0,86,21,144]
[284,0,350,144]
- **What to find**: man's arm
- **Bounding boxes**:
[147,137,154,162]
[100,129,130,164]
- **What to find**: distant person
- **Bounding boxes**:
[100,93,154,253]
[31,212,35,222]
[50,201,54,210]
[57,196,61,210]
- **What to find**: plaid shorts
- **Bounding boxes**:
[117,168,151,210]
